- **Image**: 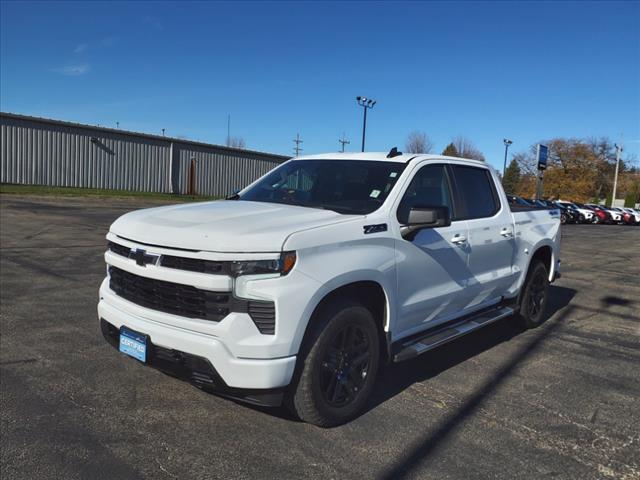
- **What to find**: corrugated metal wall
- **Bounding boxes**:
[0,113,288,196]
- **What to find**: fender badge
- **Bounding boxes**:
[363,224,388,235]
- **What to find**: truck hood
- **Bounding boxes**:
[110,200,357,252]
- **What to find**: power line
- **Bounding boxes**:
[339,133,350,152]
[293,133,303,156]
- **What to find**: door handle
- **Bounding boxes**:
[451,234,467,244]
[500,228,513,237]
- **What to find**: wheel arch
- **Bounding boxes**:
[515,243,554,309]
[296,279,393,364]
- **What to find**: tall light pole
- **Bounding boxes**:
[502,138,513,177]
[356,96,376,152]
[612,143,623,205]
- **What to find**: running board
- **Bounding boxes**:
[392,306,515,362]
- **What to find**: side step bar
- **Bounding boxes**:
[392,306,515,362]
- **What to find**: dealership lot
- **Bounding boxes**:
[1,195,638,480]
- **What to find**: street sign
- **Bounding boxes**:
[537,144,549,170]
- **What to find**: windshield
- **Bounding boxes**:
[239,160,407,214]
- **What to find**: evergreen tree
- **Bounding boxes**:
[502,158,521,194]
[442,143,459,157]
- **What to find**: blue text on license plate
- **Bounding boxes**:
[119,326,147,362]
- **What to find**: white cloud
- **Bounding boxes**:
[74,43,88,54]
[52,64,90,76]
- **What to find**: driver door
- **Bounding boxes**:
[394,163,471,338]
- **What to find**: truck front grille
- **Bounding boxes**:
[108,266,275,333]
[108,241,229,274]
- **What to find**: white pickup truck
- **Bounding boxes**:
[98,151,561,426]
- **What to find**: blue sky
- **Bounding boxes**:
[1,1,639,169]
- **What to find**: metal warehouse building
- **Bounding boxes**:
[0,112,288,196]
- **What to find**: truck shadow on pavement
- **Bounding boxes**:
[371,285,577,479]
[367,285,577,415]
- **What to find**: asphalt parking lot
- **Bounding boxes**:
[1,195,639,480]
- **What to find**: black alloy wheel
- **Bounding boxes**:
[287,301,380,427]
[319,323,372,408]
[517,260,549,329]
[526,267,547,321]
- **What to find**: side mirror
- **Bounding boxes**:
[402,206,451,239]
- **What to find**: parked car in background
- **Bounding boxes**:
[506,195,533,207]
[527,199,571,224]
[610,207,637,225]
[621,207,640,225]
[584,204,612,224]
[548,201,579,224]
[602,207,623,224]
[528,199,548,208]
[556,201,593,224]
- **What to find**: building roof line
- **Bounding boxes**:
[0,111,290,161]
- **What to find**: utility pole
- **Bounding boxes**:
[162,128,165,137]
[356,96,376,152]
[293,133,303,156]
[227,114,231,147]
[116,121,119,129]
[612,142,623,206]
[339,133,350,152]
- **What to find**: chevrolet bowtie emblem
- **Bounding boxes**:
[130,248,159,267]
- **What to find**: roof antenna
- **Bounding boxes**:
[387,147,402,158]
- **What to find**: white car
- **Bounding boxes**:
[98,151,561,426]
[556,201,594,223]
[604,207,624,223]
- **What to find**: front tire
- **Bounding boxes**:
[287,301,380,427]
[516,260,550,329]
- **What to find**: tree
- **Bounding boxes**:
[502,158,521,194]
[452,136,485,161]
[442,142,459,157]
[511,137,636,202]
[404,131,434,154]
[228,137,246,149]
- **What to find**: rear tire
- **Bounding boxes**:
[287,300,380,427]
[516,260,550,329]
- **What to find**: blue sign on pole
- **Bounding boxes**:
[537,144,549,170]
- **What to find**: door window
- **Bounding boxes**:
[451,165,499,219]
[397,164,454,223]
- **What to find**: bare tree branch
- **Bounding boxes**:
[451,136,485,161]
[405,131,434,154]
[228,137,246,149]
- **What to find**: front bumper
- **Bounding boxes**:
[98,287,297,392]
[99,318,286,406]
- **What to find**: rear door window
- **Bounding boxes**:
[451,165,499,219]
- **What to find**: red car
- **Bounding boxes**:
[585,204,612,224]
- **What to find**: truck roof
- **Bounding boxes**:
[293,151,489,166]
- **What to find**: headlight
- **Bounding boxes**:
[230,251,296,277]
